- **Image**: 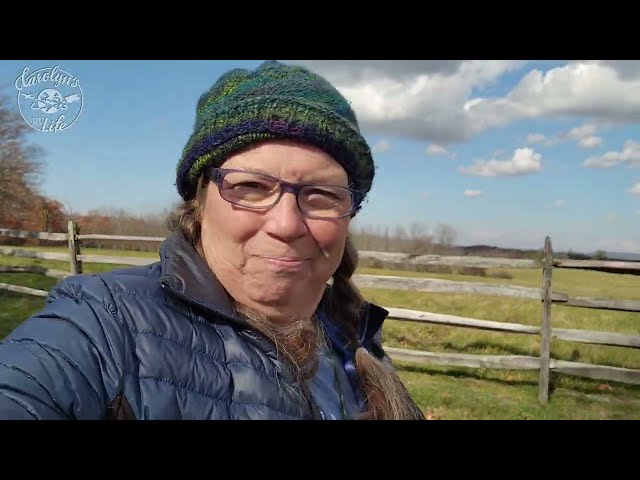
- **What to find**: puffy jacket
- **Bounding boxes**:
[0,234,390,420]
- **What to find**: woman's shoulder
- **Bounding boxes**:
[48,262,164,308]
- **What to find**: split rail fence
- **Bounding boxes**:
[1,222,639,403]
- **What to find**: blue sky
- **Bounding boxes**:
[1,60,639,254]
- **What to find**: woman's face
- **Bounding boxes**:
[200,140,351,324]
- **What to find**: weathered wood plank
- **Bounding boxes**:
[68,221,82,275]
[385,347,640,385]
[552,328,640,349]
[0,247,156,267]
[77,234,166,242]
[0,283,49,297]
[0,265,69,279]
[385,307,640,349]
[77,254,157,266]
[384,307,540,334]
[353,274,557,300]
[553,360,640,385]
[539,236,553,404]
[0,247,69,261]
[0,229,67,242]
[359,250,537,269]
[561,297,640,313]
[553,259,640,275]
[384,347,541,370]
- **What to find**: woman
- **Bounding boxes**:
[0,61,425,420]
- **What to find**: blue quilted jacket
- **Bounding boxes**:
[0,234,390,420]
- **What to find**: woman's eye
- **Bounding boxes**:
[236,181,271,191]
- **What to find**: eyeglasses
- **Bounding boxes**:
[205,167,363,219]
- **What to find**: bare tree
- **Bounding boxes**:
[435,223,457,248]
[407,222,433,255]
[0,91,45,225]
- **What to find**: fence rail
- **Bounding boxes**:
[553,259,640,274]
[4,245,639,312]
[2,226,640,400]
[384,348,640,385]
[383,307,640,349]
[0,229,68,242]
[77,234,166,242]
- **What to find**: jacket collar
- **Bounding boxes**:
[159,233,236,319]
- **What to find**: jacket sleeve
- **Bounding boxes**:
[0,276,127,420]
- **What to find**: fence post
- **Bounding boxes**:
[67,220,83,275]
[538,236,553,404]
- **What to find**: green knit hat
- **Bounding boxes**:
[176,60,375,206]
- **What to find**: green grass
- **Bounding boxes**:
[0,272,59,291]
[2,247,639,419]
[0,290,45,339]
[396,363,640,420]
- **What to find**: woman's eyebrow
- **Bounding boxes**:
[240,166,346,185]
[241,166,273,175]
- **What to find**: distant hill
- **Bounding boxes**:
[604,251,640,262]
[449,245,540,259]
[446,245,640,262]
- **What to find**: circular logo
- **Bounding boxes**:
[15,65,83,133]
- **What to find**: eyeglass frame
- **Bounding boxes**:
[204,166,364,219]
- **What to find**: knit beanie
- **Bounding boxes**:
[176,61,375,206]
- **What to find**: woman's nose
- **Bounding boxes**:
[263,191,308,241]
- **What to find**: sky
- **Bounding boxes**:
[1,60,639,254]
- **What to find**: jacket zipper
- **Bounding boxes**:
[160,282,324,419]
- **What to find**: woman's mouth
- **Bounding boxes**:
[259,256,310,271]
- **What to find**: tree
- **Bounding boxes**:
[407,222,433,255]
[435,223,457,248]
[0,90,45,226]
[593,250,608,260]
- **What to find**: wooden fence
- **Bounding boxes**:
[1,223,640,403]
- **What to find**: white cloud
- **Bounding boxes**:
[426,144,448,156]
[579,136,603,149]
[554,199,565,207]
[606,213,618,223]
[469,63,640,128]
[292,61,640,144]
[525,133,559,147]
[526,133,547,144]
[464,189,484,198]
[583,140,640,168]
[418,192,430,200]
[630,182,640,196]
[372,140,391,153]
[296,60,524,143]
[561,124,603,149]
[458,148,542,177]
[566,124,598,140]
[590,61,640,80]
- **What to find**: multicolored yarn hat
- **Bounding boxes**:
[176,60,375,207]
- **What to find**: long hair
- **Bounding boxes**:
[167,176,425,420]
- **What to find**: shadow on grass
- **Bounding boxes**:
[396,362,538,388]
[441,340,537,357]
[395,361,640,398]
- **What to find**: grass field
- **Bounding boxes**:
[2,247,639,419]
